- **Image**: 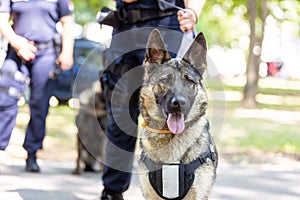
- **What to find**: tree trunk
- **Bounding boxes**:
[243,0,260,108]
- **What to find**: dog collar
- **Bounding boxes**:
[141,122,172,134]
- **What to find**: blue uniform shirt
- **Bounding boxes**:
[0,0,73,42]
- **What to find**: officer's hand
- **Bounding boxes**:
[57,52,73,71]
[177,9,198,32]
[12,35,37,62]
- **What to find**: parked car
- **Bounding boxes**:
[52,38,106,102]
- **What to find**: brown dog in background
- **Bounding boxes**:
[73,81,106,174]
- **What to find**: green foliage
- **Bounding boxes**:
[198,0,300,47]
[197,0,248,48]
[72,0,113,25]
[71,0,300,43]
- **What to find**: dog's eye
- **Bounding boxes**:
[185,75,196,85]
[160,77,170,84]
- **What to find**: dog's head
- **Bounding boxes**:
[140,29,208,134]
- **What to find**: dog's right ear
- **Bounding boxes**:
[145,29,171,65]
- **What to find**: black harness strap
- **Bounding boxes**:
[141,151,159,171]
[141,147,216,174]
[184,149,216,174]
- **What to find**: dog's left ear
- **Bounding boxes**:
[145,29,171,65]
[183,32,207,75]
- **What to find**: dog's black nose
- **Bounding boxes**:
[169,96,186,110]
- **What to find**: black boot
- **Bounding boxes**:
[25,153,40,172]
[100,189,124,200]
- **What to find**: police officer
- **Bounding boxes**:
[100,0,206,199]
[0,0,74,172]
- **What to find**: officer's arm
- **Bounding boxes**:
[0,13,37,61]
[177,0,206,32]
[57,14,74,71]
[184,0,206,19]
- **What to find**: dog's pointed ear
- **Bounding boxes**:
[183,32,207,75]
[145,29,171,64]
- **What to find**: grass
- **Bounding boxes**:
[206,76,300,158]
[17,105,77,138]
[221,116,300,154]
[46,105,78,138]
[16,104,78,154]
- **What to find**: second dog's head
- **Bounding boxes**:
[140,29,208,134]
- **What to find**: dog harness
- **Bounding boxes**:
[140,144,217,200]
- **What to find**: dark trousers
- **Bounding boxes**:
[102,91,139,192]
[0,47,57,153]
[101,51,144,193]
[23,49,57,154]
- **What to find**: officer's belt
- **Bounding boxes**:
[122,9,178,24]
[34,40,54,50]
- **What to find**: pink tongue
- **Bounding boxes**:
[167,113,185,134]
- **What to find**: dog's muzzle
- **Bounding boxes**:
[165,95,188,134]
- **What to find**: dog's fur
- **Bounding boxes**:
[73,81,106,174]
[138,29,218,199]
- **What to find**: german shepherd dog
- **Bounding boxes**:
[138,29,218,200]
[73,82,106,174]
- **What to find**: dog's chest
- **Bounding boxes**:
[142,130,202,164]
[140,133,216,200]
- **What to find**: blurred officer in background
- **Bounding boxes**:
[0,0,74,172]
[99,0,206,199]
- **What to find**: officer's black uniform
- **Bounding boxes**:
[100,0,186,197]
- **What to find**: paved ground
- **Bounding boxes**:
[1,151,300,200]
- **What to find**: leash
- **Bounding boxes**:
[158,0,185,11]
[141,121,172,134]
[158,0,196,58]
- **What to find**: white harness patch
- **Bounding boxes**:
[162,164,180,199]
